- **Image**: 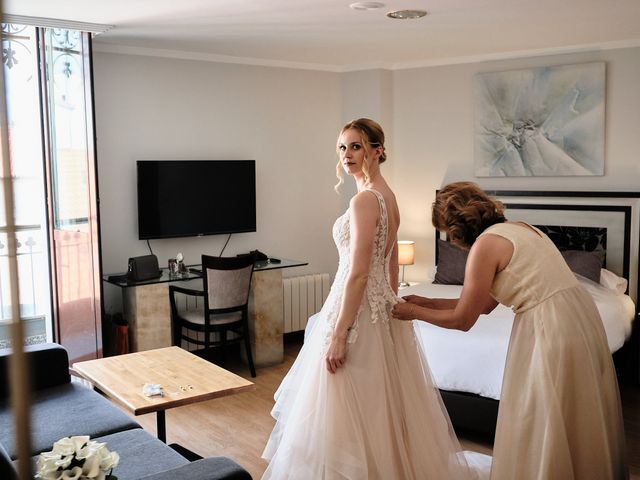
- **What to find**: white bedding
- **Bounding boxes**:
[408,276,636,400]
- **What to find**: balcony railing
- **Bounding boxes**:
[0,224,49,347]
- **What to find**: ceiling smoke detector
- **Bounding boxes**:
[349,2,386,11]
[387,9,428,19]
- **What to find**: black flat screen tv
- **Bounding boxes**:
[137,160,256,240]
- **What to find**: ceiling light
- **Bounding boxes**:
[387,9,428,19]
[349,2,386,11]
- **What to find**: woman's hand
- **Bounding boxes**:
[402,294,433,308]
[392,301,418,321]
[326,332,348,374]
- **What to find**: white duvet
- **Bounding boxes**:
[408,276,635,400]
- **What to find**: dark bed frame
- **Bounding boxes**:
[435,190,640,439]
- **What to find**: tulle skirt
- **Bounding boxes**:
[262,301,481,479]
[491,286,628,480]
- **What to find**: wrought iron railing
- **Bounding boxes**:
[0,224,49,322]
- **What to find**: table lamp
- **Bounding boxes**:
[397,240,415,287]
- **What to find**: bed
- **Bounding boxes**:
[410,191,640,438]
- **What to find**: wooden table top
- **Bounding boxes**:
[73,347,255,415]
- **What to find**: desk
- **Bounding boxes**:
[73,346,254,442]
[104,258,307,367]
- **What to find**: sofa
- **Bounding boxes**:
[0,343,252,479]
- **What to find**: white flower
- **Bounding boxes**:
[51,436,80,457]
[81,451,101,478]
[99,449,120,471]
[36,451,64,479]
[36,436,118,480]
[61,467,83,480]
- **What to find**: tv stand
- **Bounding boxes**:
[104,258,307,367]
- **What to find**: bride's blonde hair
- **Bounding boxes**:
[335,118,387,192]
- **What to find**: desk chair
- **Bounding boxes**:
[169,254,257,377]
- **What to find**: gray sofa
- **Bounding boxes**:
[0,343,252,479]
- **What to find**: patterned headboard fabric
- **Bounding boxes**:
[433,190,640,305]
[535,225,607,252]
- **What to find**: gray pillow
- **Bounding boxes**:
[433,239,605,286]
[561,249,605,283]
[433,239,469,285]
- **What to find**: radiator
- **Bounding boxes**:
[283,274,331,333]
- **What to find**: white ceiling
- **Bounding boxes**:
[5,0,640,71]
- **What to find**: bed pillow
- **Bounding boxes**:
[560,249,605,283]
[599,268,627,294]
[433,240,605,285]
[433,239,468,285]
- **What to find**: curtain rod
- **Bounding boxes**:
[3,14,113,34]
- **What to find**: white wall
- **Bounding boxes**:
[392,47,640,282]
[94,53,344,313]
[94,46,640,309]
[340,69,395,211]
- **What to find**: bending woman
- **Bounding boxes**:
[392,181,627,480]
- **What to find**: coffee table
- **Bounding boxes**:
[73,346,255,442]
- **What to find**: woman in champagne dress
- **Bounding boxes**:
[261,120,481,479]
[393,181,627,480]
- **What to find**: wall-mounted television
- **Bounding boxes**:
[137,160,256,240]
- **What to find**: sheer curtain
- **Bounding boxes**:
[0,7,32,478]
[1,11,112,477]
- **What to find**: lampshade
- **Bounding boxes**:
[397,240,415,266]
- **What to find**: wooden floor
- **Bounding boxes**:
[127,339,640,479]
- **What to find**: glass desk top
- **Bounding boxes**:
[103,258,308,288]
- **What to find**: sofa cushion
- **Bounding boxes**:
[0,442,16,480]
[0,343,70,400]
[91,429,189,479]
[0,382,140,458]
[139,456,252,480]
[29,429,251,480]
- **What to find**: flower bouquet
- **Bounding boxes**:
[36,435,120,480]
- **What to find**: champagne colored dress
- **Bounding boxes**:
[262,190,478,479]
[482,223,628,480]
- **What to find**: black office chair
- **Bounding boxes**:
[169,254,257,377]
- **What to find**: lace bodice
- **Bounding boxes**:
[321,190,398,343]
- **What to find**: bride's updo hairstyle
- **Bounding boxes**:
[432,182,506,247]
[335,118,387,192]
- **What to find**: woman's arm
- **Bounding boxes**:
[392,234,509,331]
[326,192,379,373]
[403,295,459,310]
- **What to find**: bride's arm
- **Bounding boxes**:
[326,192,378,373]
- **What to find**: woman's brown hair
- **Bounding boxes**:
[432,182,505,247]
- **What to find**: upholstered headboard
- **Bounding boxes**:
[434,190,640,304]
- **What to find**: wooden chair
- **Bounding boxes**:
[169,254,257,377]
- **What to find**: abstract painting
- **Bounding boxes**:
[474,62,605,177]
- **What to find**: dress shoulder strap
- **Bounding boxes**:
[364,189,387,214]
[480,222,544,250]
[364,189,390,258]
[364,188,387,223]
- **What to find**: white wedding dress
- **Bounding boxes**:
[262,190,488,479]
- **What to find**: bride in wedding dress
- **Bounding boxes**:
[262,118,487,479]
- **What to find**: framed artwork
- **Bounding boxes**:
[474,62,605,177]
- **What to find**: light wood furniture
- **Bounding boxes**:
[104,259,307,367]
[72,346,255,442]
[121,340,640,480]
